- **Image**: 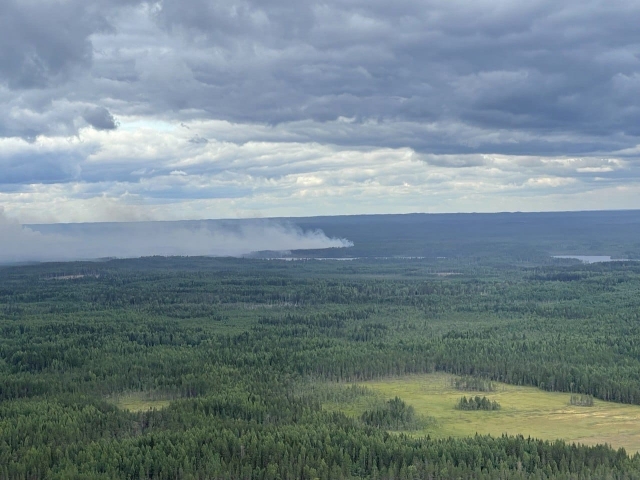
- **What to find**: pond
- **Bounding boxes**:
[552,255,629,263]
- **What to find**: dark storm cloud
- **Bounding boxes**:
[147,0,640,147]
[0,0,108,89]
[83,106,118,130]
[0,152,82,184]
[2,0,640,191]
[188,136,208,144]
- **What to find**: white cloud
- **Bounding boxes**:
[1,0,640,219]
[526,177,577,187]
[0,118,637,223]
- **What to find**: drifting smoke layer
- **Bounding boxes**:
[0,212,353,263]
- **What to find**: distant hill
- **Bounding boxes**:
[288,210,640,260]
[28,210,640,262]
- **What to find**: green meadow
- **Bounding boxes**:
[327,373,640,453]
[107,392,173,412]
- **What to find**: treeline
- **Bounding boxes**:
[1,257,640,476]
[0,391,637,479]
[360,397,426,430]
[452,376,496,392]
[570,394,595,407]
[4,301,640,407]
[456,396,501,411]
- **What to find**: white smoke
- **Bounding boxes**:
[0,209,353,263]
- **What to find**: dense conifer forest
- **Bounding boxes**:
[2,229,640,478]
[455,396,501,411]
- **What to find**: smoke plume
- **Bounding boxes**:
[0,210,353,263]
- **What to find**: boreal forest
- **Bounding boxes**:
[2,211,640,479]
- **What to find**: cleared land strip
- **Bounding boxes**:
[331,373,640,453]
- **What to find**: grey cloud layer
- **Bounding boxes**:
[131,0,640,151]
[1,0,639,220]
[2,0,639,152]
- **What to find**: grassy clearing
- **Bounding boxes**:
[107,392,173,412]
[328,373,640,453]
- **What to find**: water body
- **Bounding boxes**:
[265,256,427,261]
[553,255,630,263]
[265,257,359,261]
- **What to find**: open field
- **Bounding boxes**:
[107,392,173,412]
[329,373,640,453]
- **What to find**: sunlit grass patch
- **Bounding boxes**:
[107,391,174,412]
[327,373,640,453]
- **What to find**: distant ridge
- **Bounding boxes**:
[28,210,640,261]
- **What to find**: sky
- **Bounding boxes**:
[1,0,640,225]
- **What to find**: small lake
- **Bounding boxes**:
[552,255,630,264]
[265,257,359,261]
